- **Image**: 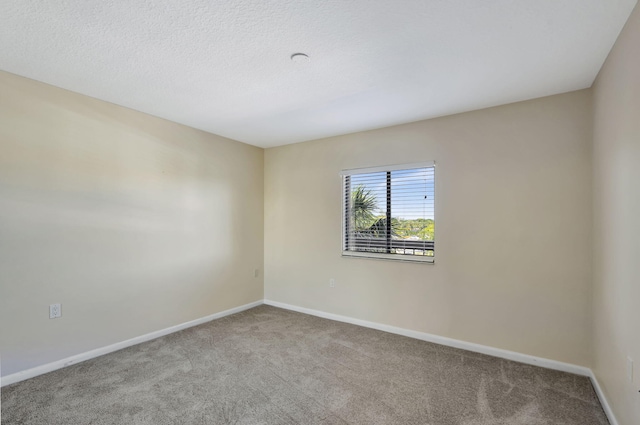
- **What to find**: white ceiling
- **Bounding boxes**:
[0,1,637,148]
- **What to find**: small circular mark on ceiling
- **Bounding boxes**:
[290,53,310,63]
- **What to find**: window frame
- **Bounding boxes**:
[340,162,435,264]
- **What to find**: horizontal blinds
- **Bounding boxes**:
[344,165,435,258]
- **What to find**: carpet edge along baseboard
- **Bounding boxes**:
[263,299,618,425]
[0,300,263,387]
[0,299,619,425]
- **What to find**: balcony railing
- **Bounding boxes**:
[348,237,434,256]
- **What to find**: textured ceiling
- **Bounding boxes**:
[0,0,637,148]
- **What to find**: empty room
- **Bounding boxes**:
[1,1,639,424]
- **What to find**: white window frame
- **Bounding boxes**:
[340,161,435,264]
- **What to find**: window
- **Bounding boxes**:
[342,162,435,263]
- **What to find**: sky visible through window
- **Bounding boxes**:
[350,168,434,220]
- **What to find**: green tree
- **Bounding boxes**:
[393,218,434,240]
[351,185,378,230]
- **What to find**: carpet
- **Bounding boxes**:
[1,305,609,424]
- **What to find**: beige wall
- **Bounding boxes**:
[265,90,594,366]
[592,3,640,425]
[0,71,264,377]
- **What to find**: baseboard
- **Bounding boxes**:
[588,370,620,425]
[264,299,625,423]
[263,299,591,377]
[1,298,620,425]
[0,300,263,387]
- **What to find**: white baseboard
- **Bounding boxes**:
[0,300,263,387]
[588,371,619,425]
[1,298,620,425]
[264,299,623,424]
[263,299,591,376]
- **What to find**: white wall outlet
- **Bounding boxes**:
[627,356,634,382]
[254,268,260,278]
[329,278,336,288]
[49,303,62,319]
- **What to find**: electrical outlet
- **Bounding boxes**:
[627,356,634,382]
[254,268,260,278]
[49,304,61,319]
[329,278,336,288]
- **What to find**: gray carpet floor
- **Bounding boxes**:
[2,305,608,424]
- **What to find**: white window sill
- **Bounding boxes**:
[342,251,435,264]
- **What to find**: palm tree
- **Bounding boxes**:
[351,185,378,231]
